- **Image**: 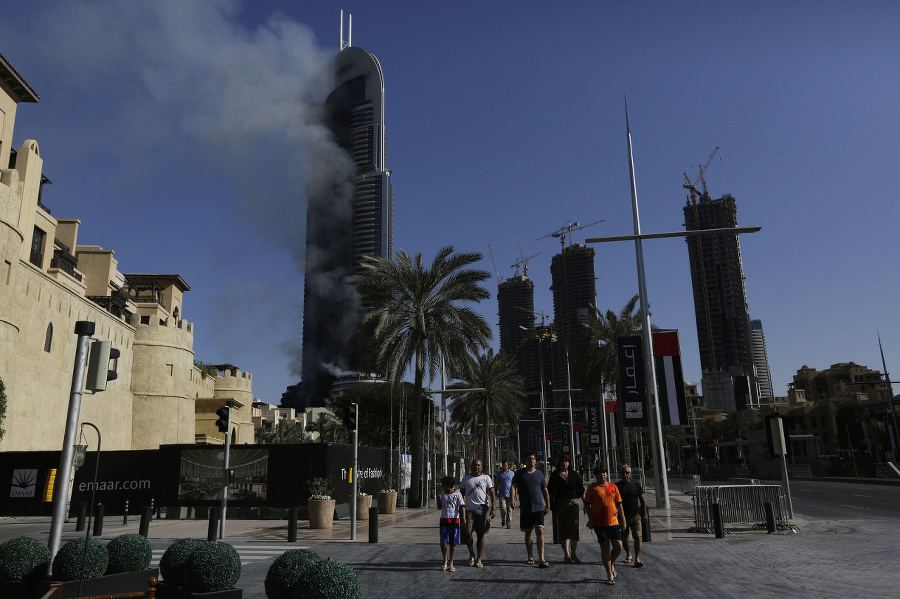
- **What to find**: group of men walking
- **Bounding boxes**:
[440,454,647,586]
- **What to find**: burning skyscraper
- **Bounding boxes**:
[284,35,393,410]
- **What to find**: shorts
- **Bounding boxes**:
[593,524,623,542]
[520,510,545,532]
[464,505,491,536]
[440,523,460,545]
[625,515,642,539]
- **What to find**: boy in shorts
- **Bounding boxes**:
[438,476,465,571]
[583,465,625,585]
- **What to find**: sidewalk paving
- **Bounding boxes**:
[3,489,895,598]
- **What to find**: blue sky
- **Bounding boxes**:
[4,1,900,403]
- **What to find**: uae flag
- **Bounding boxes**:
[653,331,687,426]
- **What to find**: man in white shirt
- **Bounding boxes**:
[460,458,496,568]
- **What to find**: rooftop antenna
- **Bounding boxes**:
[340,10,352,51]
[487,244,502,284]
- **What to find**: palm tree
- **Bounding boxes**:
[723,410,754,441]
[448,349,527,467]
[351,246,492,507]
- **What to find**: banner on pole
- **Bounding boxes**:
[617,335,648,427]
[653,331,688,426]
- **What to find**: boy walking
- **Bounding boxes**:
[438,476,465,571]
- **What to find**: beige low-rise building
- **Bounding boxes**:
[0,52,252,452]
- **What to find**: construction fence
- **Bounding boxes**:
[690,484,797,534]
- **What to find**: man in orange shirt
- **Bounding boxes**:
[582,465,626,586]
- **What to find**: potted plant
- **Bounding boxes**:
[292,558,359,599]
[307,477,336,529]
[356,490,373,521]
[0,536,51,599]
[157,539,242,598]
[263,548,321,599]
[376,472,398,515]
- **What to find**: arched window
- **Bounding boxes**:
[43,323,53,352]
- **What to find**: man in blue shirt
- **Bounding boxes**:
[495,460,516,528]
[512,453,552,568]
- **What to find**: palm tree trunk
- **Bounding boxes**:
[408,363,425,508]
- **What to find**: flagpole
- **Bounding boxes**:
[625,100,669,508]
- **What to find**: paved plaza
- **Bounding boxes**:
[2,487,897,598]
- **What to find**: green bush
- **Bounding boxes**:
[51,537,108,581]
[0,536,51,581]
[265,548,321,599]
[159,538,204,587]
[182,542,241,593]
[105,534,152,574]
[292,558,360,599]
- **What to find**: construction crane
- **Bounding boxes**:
[537,219,606,251]
[682,146,719,205]
[512,233,540,277]
[487,244,502,284]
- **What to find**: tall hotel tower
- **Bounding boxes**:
[683,193,757,412]
[291,37,393,409]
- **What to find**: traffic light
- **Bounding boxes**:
[343,404,357,430]
[85,340,120,392]
[215,406,231,434]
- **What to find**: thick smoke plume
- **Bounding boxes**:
[1,0,359,397]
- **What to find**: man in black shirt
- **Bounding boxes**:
[616,464,647,567]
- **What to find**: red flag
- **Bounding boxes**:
[605,400,618,413]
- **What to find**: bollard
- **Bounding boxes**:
[93,503,105,537]
[123,498,129,525]
[74,502,87,532]
[642,512,651,543]
[368,506,378,543]
[711,502,724,539]
[763,501,776,533]
[288,507,298,543]
[139,506,152,538]
[207,507,219,542]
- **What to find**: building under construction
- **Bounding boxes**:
[683,193,757,412]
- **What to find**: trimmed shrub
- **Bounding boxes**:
[105,534,152,574]
[159,538,204,587]
[182,542,241,593]
[0,536,51,581]
[51,537,108,581]
[265,548,321,599]
[292,558,360,599]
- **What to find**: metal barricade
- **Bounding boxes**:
[690,485,796,534]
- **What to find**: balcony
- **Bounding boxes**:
[49,247,82,282]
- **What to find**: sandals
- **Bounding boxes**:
[539,561,551,568]
[468,557,475,567]
[564,556,574,564]
[526,557,535,565]
[440,564,447,571]
[624,557,633,564]
[448,566,456,572]
[571,556,582,564]
[605,579,616,586]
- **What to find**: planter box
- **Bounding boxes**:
[156,580,242,599]
[308,499,335,529]
[356,495,373,520]
[377,492,398,514]
[0,579,45,599]
[31,569,159,599]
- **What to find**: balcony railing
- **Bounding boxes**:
[50,248,82,282]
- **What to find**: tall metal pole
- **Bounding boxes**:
[565,348,577,463]
[441,356,449,474]
[877,333,900,459]
[351,402,359,540]
[625,103,669,508]
[48,321,94,570]
[601,390,611,475]
[539,331,549,473]
[77,422,100,597]
[219,401,233,540]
